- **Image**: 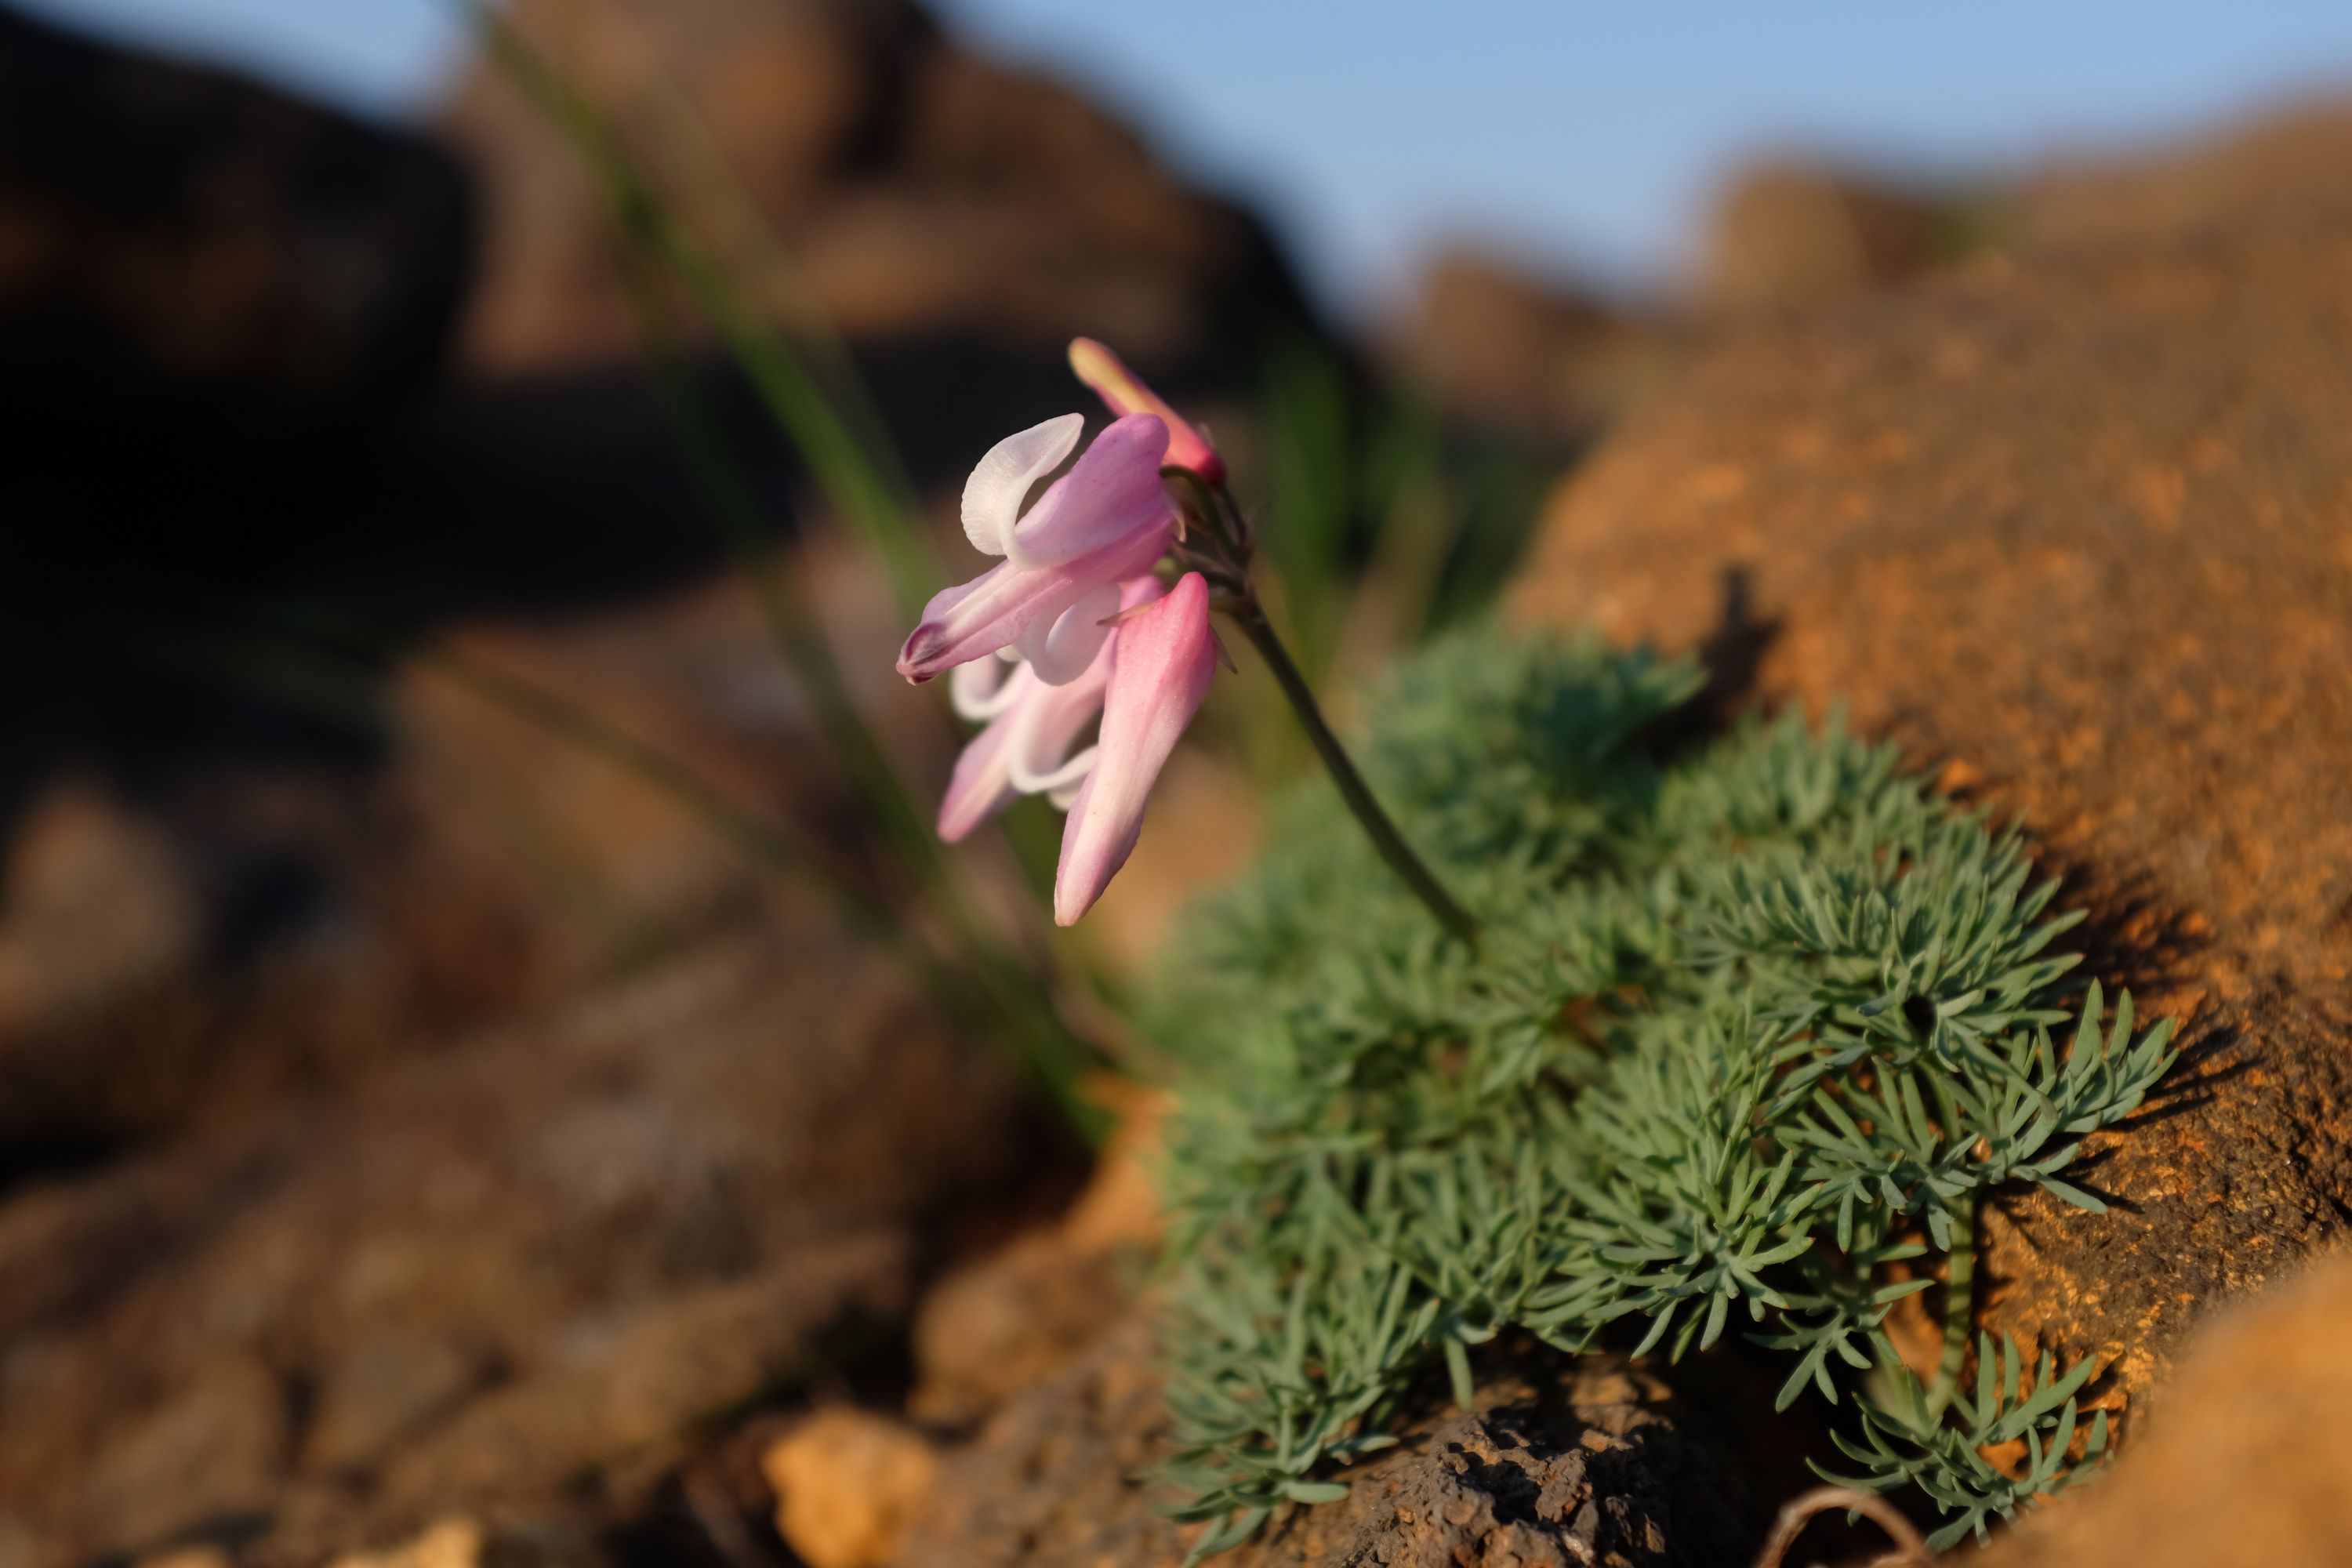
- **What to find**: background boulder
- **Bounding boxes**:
[438,0,1319,376]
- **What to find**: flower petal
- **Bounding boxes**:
[1007,577,1163,796]
[937,706,1022,842]
[1054,572,1216,925]
[1018,580,1122,685]
[949,654,1033,721]
[895,520,1170,682]
[961,413,1083,557]
[1067,338,1225,482]
[1007,664,1109,796]
[1004,413,1173,568]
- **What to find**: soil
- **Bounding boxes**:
[895,1319,1762,1568]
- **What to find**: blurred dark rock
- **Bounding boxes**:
[0,908,1050,1568]
[439,0,1319,376]
[0,3,470,503]
[1514,209,2352,1406]
[0,565,924,1166]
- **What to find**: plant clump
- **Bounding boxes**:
[1146,629,2177,1559]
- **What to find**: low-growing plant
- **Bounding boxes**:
[1146,630,2176,1559]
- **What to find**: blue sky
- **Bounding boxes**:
[23,0,2352,312]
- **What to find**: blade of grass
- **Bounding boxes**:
[1211,337,1363,789]
[481,0,1076,924]
[1330,399,1465,680]
[470,1,1135,1106]
[1258,338,1356,681]
[473,4,938,622]
[645,39,1156,952]
[1425,439,1550,633]
[607,228,946,897]
[601,225,1109,1115]
[419,633,1105,1137]
[162,597,1103,1134]
[624,39,925,528]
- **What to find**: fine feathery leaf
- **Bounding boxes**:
[1145,627,2177,1554]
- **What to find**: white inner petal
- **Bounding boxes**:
[961,413,1083,558]
[1011,724,1099,797]
[949,656,1032,722]
[1020,582,1120,685]
[1012,742,1098,799]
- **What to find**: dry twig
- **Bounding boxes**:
[1752,1485,1930,1568]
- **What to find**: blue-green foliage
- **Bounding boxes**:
[1147,630,2176,1558]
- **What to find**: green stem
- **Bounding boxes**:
[1924,1193,1980,1422]
[609,241,942,888]
[1224,597,1479,947]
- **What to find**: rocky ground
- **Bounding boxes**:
[0,909,1054,1568]
[9,1,2352,1565]
[899,1325,1757,1568]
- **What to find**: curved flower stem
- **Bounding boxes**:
[1162,466,1479,947]
[1923,1193,1980,1421]
[1221,594,1481,948]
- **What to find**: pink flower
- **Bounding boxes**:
[935,577,1146,841]
[906,405,1220,924]
[931,575,1218,926]
[1068,337,1224,484]
[897,412,1177,685]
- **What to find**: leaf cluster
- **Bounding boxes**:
[1146,629,2176,1558]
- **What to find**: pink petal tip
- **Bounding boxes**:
[1067,337,1225,484]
